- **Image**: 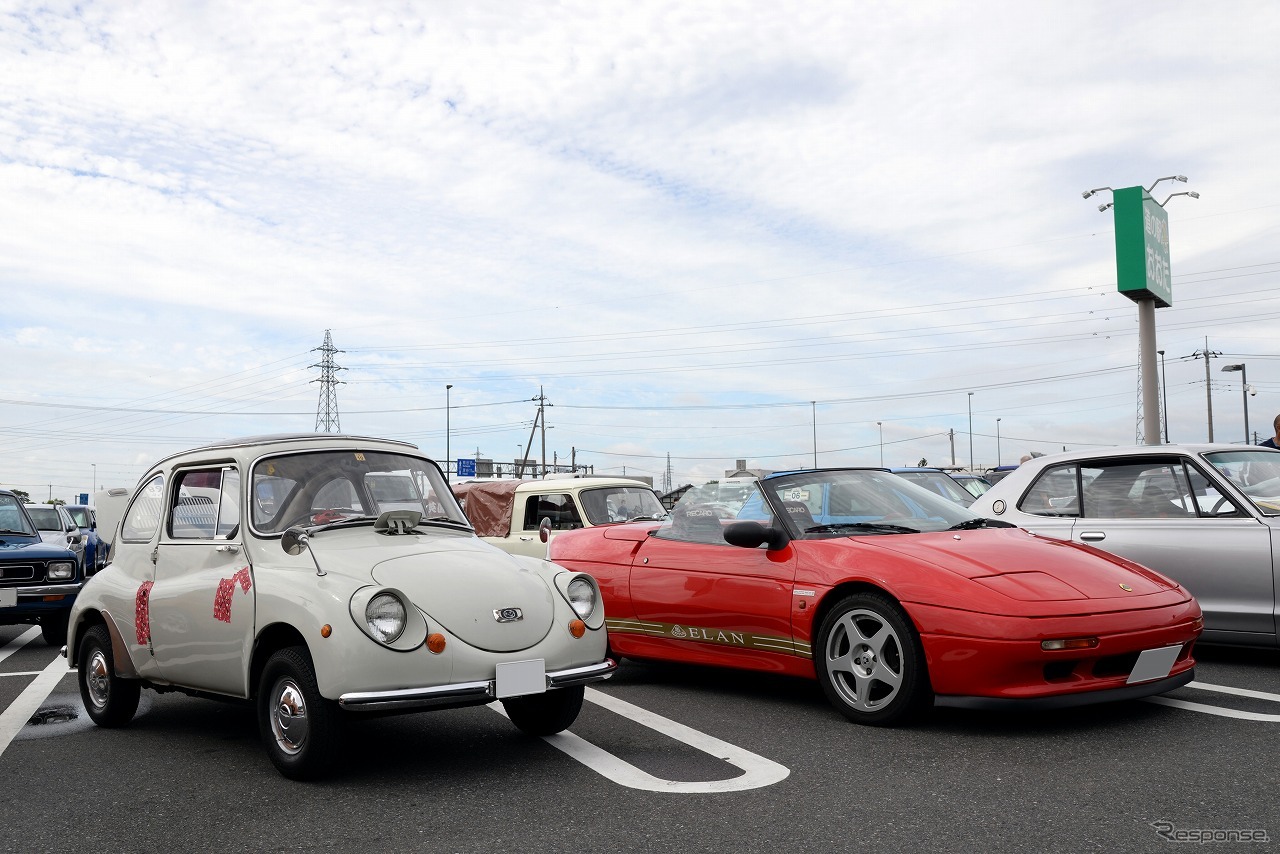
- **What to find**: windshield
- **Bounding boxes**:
[65,506,92,527]
[250,449,468,534]
[892,471,975,506]
[0,495,38,536]
[579,486,668,524]
[1204,450,1280,515]
[761,470,977,537]
[25,506,61,531]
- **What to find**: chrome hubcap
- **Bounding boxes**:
[270,679,309,756]
[824,608,904,713]
[86,649,110,710]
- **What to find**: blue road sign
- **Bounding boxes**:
[456,458,476,478]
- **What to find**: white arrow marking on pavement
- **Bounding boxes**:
[491,686,790,793]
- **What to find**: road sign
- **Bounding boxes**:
[456,458,476,478]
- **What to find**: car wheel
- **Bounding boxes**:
[258,646,342,781]
[502,686,584,736]
[78,624,141,727]
[41,613,69,646]
[814,592,930,726]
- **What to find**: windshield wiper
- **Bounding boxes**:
[803,522,920,535]
[947,518,1018,531]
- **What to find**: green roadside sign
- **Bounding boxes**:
[1113,185,1172,307]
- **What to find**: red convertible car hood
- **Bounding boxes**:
[859,528,1180,603]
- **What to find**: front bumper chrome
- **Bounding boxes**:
[338,658,618,712]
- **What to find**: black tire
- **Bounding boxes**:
[502,685,585,736]
[257,646,342,781]
[78,623,141,727]
[814,592,931,726]
[41,612,69,647]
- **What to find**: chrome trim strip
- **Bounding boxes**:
[15,583,83,597]
[338,659,618,712]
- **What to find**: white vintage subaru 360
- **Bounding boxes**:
[66,433,614,779]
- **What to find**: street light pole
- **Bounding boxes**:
[811,401,817,469]
[91,464,96,495]
[445,384,453,482]
[996,418,1001,466]
[967,392,974,471]
[1221,364,1249,444]
[877,422,883,467]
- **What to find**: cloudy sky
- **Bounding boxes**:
[3,1,1279,500]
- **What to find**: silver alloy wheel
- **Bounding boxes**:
[270,678,310,756]
[822,608,905,713]
[85,648,111,711]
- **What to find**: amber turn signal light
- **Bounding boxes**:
[427,633,447,654]
[320,624,332,638]
[568,619,586,639]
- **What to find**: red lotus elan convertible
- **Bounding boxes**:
[549,468,1201,725]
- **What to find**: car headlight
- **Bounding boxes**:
[566,576,598,619]
[47,561,75,581]
[365,593,407,643]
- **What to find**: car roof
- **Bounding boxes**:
[145,433,421,470]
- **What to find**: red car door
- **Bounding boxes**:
[628,530,799,660]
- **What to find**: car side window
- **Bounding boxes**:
[523,493,581,531]
[121,475,165,542]
[653,503,729,545]
[1186,466,1243,517]
[1019,464,1081,517]
[1079,459,1195,519]
[170,467,241,540]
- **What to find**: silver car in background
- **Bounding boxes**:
[25,504,86,570]
[970,444,1280,647]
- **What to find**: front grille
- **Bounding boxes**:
[0,564,37,581]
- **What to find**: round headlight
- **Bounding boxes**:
[566,576,597,619]
[365,593,407,643]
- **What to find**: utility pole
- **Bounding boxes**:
[1192,339,1221,442]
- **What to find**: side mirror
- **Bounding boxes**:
[281,527,310,556]
[68,532,83,545]
[538,516,552,544]
[723,521,788,551]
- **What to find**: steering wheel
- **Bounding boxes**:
[1208,496,1232,515]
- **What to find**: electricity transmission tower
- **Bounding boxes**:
[662,453,672,494]
[311,329,346,433]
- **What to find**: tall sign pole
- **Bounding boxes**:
[1084,177,1198,445]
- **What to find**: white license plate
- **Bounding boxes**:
[0,589,15,608]
[1127,645,1182,684]
[495,659,546,699]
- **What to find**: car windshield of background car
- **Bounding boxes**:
[251,450,466,534]
[25,506,61,531]
[895,472,975,505]
[1205,450,1280,515]
[580,486,667,524]
[64,506,92,528]
[766,470,976,535]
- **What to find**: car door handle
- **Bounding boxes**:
[1078,532,1106,541]
[519,536,535,541]
[215,544,241,553]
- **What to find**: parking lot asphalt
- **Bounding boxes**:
[2,627,1277,854]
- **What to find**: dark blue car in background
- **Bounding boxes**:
[0,489,81,645]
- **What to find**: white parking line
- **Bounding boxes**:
[491,686,790,793]
[0,654,72,756]
[1144,680,1280,722]
[0,627,42,665]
